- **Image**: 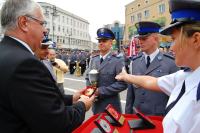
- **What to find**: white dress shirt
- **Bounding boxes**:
[158,67,200,133]
[143,48,159,64]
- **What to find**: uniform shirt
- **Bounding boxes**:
[41,59,57,82]
[158,66,200,133]
[99,52,110,60]
[53,58,68,83]
[143,48,159,64]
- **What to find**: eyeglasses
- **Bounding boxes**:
[25,15,47,27]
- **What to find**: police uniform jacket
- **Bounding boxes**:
[125,52,179,115]
[86,53,127,114]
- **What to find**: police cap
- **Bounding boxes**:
[41,38,54,49]
[135,21,161,38]
[160,0,200,35]
[96,28,115,40]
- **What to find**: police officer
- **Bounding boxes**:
[125,21,179,115]
[35,38,57,82]
[79,51,87,75]
[69,51,77,74]
[116,0,200,132]
[86,28,127,114]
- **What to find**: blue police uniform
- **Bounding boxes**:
[86,28,127,114]
[125,21,179,115]
[126,52,179,115]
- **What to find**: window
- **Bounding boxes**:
[137,13,142,21]
[67,18,69,24]
[77,31,79,36]
[63,27,65,33]
[58,25,60,32]
[44,9,49,18]
[144,10,149,18]
[63,16,65,23]
[58,15,60,22]
[159,4,165,14]
[74,29,76,36]
[80,23,82,28]
[131,15,135,23]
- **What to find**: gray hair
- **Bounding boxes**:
[1,0,39,33]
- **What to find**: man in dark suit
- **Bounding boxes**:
[125,22,179,115]
[0,0,94,133]
[86,28,127,114]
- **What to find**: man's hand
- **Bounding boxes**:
[94,88,99,96]
[115,67,128,81]
[79,95,95,111]
[72,88,86,103]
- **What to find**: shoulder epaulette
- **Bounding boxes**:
[92,54,99,58]
[130,54,142,61]
[163,53,175,60]
[111,53,121,59]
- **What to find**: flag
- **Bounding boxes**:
[128,37,138,57]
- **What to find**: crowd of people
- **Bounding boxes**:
[0,0,200,133]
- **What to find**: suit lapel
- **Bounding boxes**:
[145,52,162,75]
[90,56,100,70]
[138,55,147,74]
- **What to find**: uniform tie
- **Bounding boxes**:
[100,57,103,64]
[146,56,150,68]
[196,81,200,101]
[165,81,185,115]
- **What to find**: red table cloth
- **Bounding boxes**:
[73,113,163,133]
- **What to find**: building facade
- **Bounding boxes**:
[105,21,124,51]
[124,0,171,44]
[39,2,92,50]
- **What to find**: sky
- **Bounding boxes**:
[37,0,134,42]
[0,0,134,42]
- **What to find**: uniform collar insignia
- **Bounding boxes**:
[140,55,145,61]
[157,55,162,60]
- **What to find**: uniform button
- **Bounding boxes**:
[142,92,145,95]
[141,102,144,104]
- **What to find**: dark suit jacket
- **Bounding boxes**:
[0,36,86,133]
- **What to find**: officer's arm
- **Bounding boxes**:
[125,84,135,114]
[85,57,93,86]
[97,58,127,97]
[127,75,160,92]
[115,68,161,92]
